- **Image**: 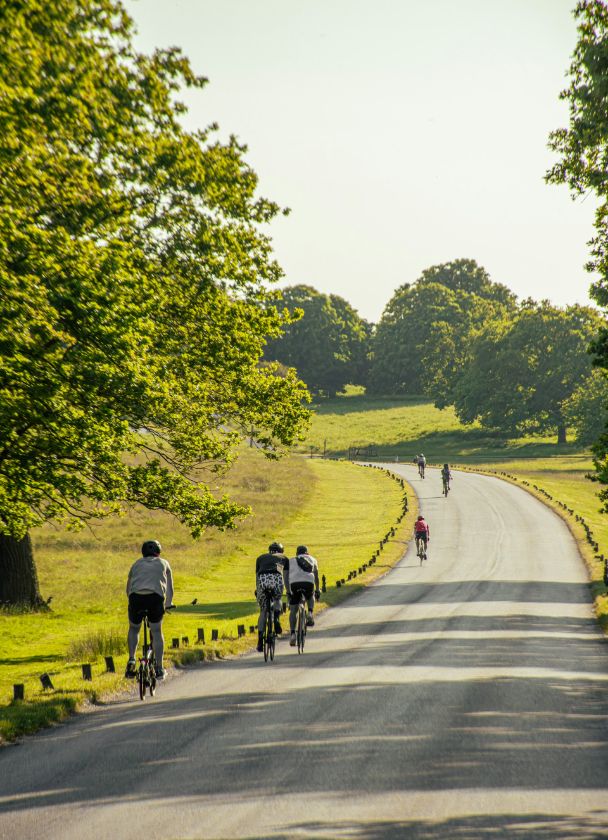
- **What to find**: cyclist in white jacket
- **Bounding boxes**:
[125,539,173,680]
[284,545,320,646]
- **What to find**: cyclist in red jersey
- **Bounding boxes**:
[414,515,430,559]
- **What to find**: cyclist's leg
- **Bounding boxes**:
[126,594,143,676]
[303,582,315,625]
[127,621,140,660]
[272,578,284,634]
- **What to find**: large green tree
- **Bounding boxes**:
[452,302,603,443]
[369,258,516,400]
[266,285,371,397]
[0,0,309,605]
[547,0,608,506]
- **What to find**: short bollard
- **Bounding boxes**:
[321,575,326,593]
[105,656,115,673]
[81,664,92,681]
[13,684,24,701]
[249,625,256,634]
[211,629,219,641]
[172,637,180,648]
[197,627,205,644]
[181,636,189,646]
[237,624,245,637]
[40,673,54,690]
[336,580,342,588]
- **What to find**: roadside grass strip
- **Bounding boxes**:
[0,453,412,741]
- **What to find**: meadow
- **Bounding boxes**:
[1,448,412,741]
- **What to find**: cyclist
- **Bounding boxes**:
[441,463,452,493]
[255,541,288,652]
[125,539,174,681]
[414,515,430,559]
[284,545,321,646]
[417,454,426,478]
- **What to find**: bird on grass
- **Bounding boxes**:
[190,598,198,605]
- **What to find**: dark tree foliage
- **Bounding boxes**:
[266,285,371,397]
[453,302,604,443]
[547,0,608,502]
[369,258,516,400]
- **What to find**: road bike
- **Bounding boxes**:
[260,588,276,662]
[442,476,450,496]
[136,609,156,700]
[416,536,427,563]
[418,462,425,479]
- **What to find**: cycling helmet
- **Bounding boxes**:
[296,545,308,555]
[141,539,162,556]
[268,541,284,554]
[443,463,449,469]
[417,515,424,521]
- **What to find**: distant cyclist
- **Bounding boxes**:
[255,541,288,651]
[441,463,452,494]
[417,454,426,479]
[125,539,174,681]
[284,545,321,646]
[414,515,430,559]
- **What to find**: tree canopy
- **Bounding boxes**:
[369,259,516,399]
[265,285,371,397]
[452,302,603,443]
[547,0,608,500]
[0,0,309,564]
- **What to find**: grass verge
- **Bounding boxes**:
[0,453,413,742]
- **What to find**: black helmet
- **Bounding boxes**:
[296,545,308,555]
[268,541,284,554]
[142,539,162,556]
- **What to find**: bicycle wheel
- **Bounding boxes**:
[149,656,156,697]
[138,665,146,700]
[297,605,305,654]
[263,605,272,662]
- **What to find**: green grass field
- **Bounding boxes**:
[302,392,572,461]
[1,449,412,741]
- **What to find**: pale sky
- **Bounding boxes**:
[125,0,597,323]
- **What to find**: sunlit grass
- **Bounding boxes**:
[0,449,410,740]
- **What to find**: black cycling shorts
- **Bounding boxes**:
[415,532,428,544]
[128,592,164,624]
[288,581,314,606]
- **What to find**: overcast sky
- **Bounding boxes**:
[125,0,596,323]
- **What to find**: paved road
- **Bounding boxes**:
[2,465,608,839]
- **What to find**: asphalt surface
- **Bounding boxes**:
[1,465,608,839]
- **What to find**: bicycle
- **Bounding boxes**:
[260,588,276,662]
[416,535,427,563]
[136,609,156,700]
[418,462,425,479]
[442,476,450,496]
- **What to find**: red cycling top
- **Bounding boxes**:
[414,519,430,537]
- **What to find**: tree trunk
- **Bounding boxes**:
[0,533,46,608]
[557,423,567,445]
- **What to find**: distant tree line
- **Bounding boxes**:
[266,259,607,445]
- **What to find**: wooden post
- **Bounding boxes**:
[105,656,115,673]
[172,637,180,648]
[40,673,54,690]
[13,684,24,701]
[81,664,92,681]
[211,629,219,641]
[197,627,205,644]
